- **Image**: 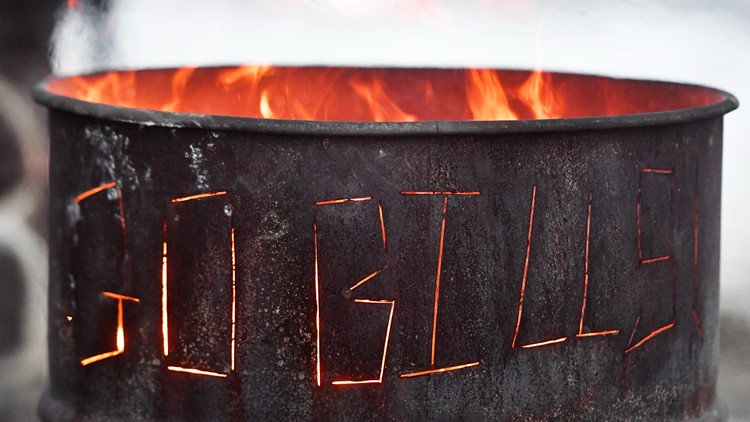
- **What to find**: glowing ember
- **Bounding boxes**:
[44,66,727,122]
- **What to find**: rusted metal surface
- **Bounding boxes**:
[37,73,737,421]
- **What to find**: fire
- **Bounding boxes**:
[465,69,517,120]
[46,66,726,122]
[518,70,555,119]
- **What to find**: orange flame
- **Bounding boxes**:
[518,70,555,119]
[163,67,198,112]
[350,76,417,122]
[47,66,727,123]
[465,69,517,121]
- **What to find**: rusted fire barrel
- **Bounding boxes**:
[35,66,738,421]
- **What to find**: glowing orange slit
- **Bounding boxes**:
[693,190,703,339]
[400,191,481,196]
[170,191,227,203]
[431,196,448,366]
[230,227,237,371]
[315,197,372,206]
[521,337,567,349]
[641,256,671,265]
[400,362,481,378]
[642,168,674,174]
[378,202,387,252]
[116,297,124,351]
[75,181,117,203]
[316,197,394,386]
[115,187,128,251]
[578,192,593,335]
[331,380,381,385]
[693,310,703,339]
[102,292,140,302]
[628,315,641,348]
[167,366,228,378]
[636,187,642,261]
[379,300,396,382]
[576,193,618,338]
[512,185,536,349]
[80,292,137,366]
[637,167,674,262]
[66,316,73,321]
[332,300,395,386]
[349,269,382,291]
[314,222,321,387]
[576,330,619,338]
[624,322,675,354]
[161,238,169,357]
[81,350,122,366]
[315,199,348,206]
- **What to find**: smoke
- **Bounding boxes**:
[50,1,113,75]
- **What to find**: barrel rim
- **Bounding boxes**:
[33,66,739,136]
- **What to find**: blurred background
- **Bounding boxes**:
[0,0,747,420]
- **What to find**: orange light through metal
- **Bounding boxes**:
[627,315,641,348]
[349,269,383,292]
[161,239,169,357]
[315,197,372,206]
[693,185,703,340]
[628,168,677,353]
[577,192,619,338]
[400,191,481,196]
[378,202,387,252]
[231,227,237,370]
[316,197,394,386]
[400,362,481,379]
[577,331,620,338]
[171,191,228,203]
[641,256,671,265]
[637,168,674,264]
[80,292,139,366]
[313,222,321,387]
[331,300,396,386]
[625,322,675,354]
[521,337,568,349]
[162,193,236,375]
[399,190,481,378]
[512,185,536,349]
[167,366,228,378]
[75,181,117,203]
[578,192,593,335]
[431,196,448,366]
[641,168,674,174]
